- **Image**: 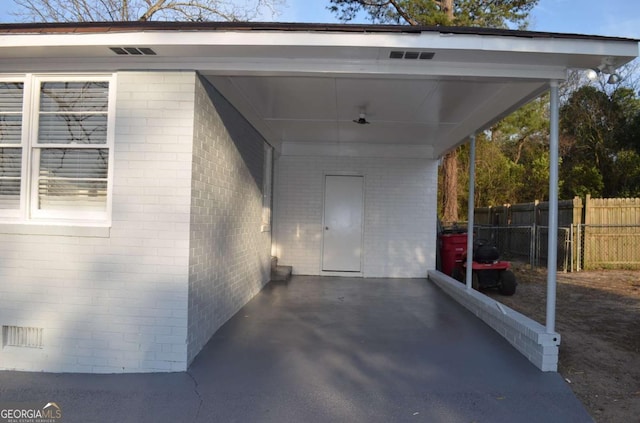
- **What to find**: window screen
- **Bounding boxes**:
[35,81,110,212]
[0,82,23,209]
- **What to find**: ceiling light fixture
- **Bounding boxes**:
[353,113,370,125]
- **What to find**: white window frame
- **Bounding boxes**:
[261,142,273,232]
[0,73,116,225]
[0,76,27,220]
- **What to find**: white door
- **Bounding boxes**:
[322,175,364,272]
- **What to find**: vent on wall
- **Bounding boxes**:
[3,325,44,349]
[109,47,157,56]
[389,51,435,60]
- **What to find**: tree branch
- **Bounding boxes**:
[139,0,166,21]
[387,0,419,25]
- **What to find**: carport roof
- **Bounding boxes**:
[1,21,637,157]
[0,21,637,40]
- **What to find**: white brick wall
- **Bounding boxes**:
[187,76,271,364]
[274,155,438,277]
[0,72,194,373]
[428,271,560,372]
[0,71,272,373]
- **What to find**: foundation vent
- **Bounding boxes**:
[3,325,44,349]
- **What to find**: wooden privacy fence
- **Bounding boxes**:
[474,196,640,271]
[582,196,640,269]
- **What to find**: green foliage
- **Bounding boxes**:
[458,136,524,210]
[526,152,551,200]
[561,164,603,198]
[453,0,538,28]
[492,96,549,165]
[560,85,640,199]
[609,150,640,198]
[328,0,539,28]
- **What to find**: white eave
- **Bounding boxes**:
[1,22,637,157]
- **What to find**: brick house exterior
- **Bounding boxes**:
[0,22,636,373]
[0,72,272,372]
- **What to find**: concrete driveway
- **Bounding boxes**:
[0,276,592,422]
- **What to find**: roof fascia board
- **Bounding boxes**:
[0,57,568,81]
[1,30,638,59]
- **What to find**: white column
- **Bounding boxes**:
[546,81,560,333]
[466,135,476,290]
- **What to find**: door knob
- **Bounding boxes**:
[325,227,329,230]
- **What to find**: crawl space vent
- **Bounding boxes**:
[3,325,44,349]
[110,47,157,56]
[389,51,435,60]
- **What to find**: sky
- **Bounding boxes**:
[279,0,640,39]
[0,0,639,40]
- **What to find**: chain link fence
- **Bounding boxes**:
[578,224,640,270]
[472,224,640,271]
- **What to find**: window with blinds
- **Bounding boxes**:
[0,75,113,223]
[0,82,23,210]
[35,81,110,213]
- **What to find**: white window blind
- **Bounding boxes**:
[35,81,110,213]
[0,82,23,210]
[0,76,114,223]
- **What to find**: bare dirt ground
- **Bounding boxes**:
[486,266,640,422]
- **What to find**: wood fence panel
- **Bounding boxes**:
[536,198,581,227]
[510,202,537,226]
[475,207,491,225]
[491,205,509,226]
[584,196,640,269]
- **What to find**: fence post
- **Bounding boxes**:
[529,225,535,268]
[584,195,591,270]
[532,200,539,268]
[572,197,583,272]
[576,224,582,271]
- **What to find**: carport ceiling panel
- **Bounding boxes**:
[231,76,337,120]
[417,80,509,125]
[274,120,339,143]
[337,121,442,144]
[334,78,440,123]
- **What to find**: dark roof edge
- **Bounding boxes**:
[0,21,637,42]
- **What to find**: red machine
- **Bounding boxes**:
[439,230,517,296]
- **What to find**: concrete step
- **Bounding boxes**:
[270,265,292,282]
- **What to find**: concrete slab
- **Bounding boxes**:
[0,276,592,422]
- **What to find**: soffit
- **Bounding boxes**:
[0,24,636,157]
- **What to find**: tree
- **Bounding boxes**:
[458,135,524,210]
[328,0,540,223]
[559,85,640,198]
[12,0,283,22]
[329,0,538,28]
[490,95,549,201]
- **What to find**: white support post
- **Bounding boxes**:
[466,134,476,290]
[546,81,560,333]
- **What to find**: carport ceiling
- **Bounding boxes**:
[0,22,637,158]
[206,74,547,157]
